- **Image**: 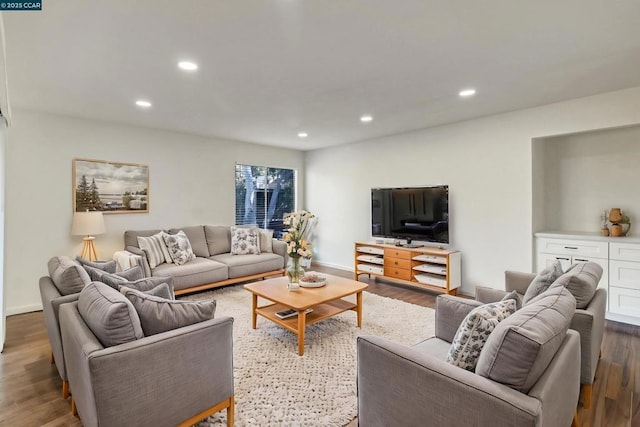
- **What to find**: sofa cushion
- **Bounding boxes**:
[168,226,209,258]
[120,286,216,336]
[446,299,517,371]
[47,256,91,296]
[153,258,228,291]
[230,226,260,255]
[412,336,452,360]
[204,225,231,256]
[78,282,143,347]
[210,253,284,278]
[124,229,163,249]
[259,228,274,253]
[163,230,197,265]
[522,260,564,305]
[137,232,172,268]
[551,261,602,309]
[75,257,116,274]
[475,285,576,393]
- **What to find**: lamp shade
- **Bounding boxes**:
[71,211,106,236]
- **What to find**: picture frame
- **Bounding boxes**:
[73,158,149,214]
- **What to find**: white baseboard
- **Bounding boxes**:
[7,303,43,316]
[312,260,354,272]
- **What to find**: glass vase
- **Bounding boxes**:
[286,257,304,290]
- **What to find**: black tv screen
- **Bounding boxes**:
[371,186,449,244]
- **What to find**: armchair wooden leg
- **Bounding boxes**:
[71,397,78,416]
[62,380,69,399]
[581,383,593,409]
[177,396,235,427]
[227,396,235,427]
[572,410,579,427]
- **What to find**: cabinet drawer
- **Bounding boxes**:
[384,266,412,280]
[609,286,640,318]
[609,260,640,291]
[610,242,640,262]
[384,257,411,269]
[384,249,412,260]
[537,238,608,258]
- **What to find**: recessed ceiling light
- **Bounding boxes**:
[135,100,152,108]
[298,132,308,138]
[459,89,476,97]
[178,61,198,71]
[360,115,373,123]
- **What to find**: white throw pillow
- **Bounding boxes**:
[162,231,196,266]
[137,232,172,269]
[230,226,260,255]
[259,228,274,253]
[446,299,517,371]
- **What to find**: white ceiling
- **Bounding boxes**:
[3,1,640,150]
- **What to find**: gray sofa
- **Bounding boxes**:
[476,263,605,408]
[357,286,581,427]
[124,225,287,295]
[60,300,234,426]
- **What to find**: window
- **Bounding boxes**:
[235,164,296,237]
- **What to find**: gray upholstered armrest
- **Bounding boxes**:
[570,288,606,384]
[475,286,509,304]
[357,336,542,427]
[505,270,536,295]
[60,302,234,427]
[434,295,483,343]
[272,239,288,265]
[125,245,151,277]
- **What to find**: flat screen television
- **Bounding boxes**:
[371,185,449,244]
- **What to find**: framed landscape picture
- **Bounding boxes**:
[73,158,149,214]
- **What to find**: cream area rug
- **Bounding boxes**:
[181,285,435,427]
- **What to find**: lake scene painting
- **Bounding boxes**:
[73,158,149,214]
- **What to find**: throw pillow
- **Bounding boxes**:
[78,282,144,347]
[230,226,260,255]
[501,290,522,310]
[120,286,216,336]
[83,264,108,282]
[259,228,274,253]
[47,256,91,295]
[475,285,576,393]
[522,260,564,305]
[75,257,117,274]
[546,262,602,309]
[143,283,173,300]
[137,232,172,269]
[446,299,517,371]
[115,265,144,281]
[162,230,196,265]
[100,274,175,298]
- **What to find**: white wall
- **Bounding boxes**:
[538,125,640,234]
[5,109,304,314]
[305,86,640,295]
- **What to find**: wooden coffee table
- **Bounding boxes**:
[244,274,368,355]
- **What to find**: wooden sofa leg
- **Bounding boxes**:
[62,380,69,399]
[71,397,78,416]
[227,396,235,427]
[572,410,579,427]
[581,383,593,409]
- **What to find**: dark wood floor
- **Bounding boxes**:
[1,264,638,426]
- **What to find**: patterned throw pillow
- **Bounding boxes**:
[163,231,196,266]
[230,226,260,255]
[446,299,517,371]
[137,232,172,269]
[522,260,564,305]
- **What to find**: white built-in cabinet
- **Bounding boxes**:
[536,232,640,326]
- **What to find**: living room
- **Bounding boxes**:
[1,1,640,426]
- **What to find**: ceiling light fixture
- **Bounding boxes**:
[360,115,373,123]
[135,100,152,108]
[178,61,198,71]
[298,132,308,138]
[459,89,476,97]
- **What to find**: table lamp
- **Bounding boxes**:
[71,211,106,261]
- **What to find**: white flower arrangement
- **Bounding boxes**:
[283,210,316,259]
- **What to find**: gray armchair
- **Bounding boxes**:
[477,268,606,408]
[357,293,580,427]
[59,301,235,427]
